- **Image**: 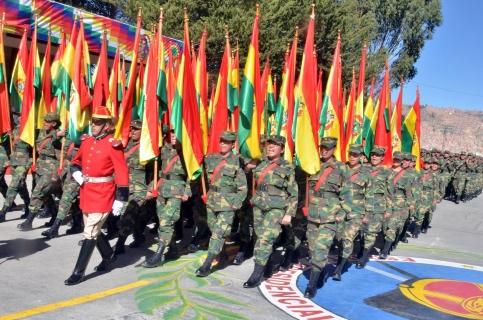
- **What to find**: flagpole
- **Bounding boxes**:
[200,166,207,203]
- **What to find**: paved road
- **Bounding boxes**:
[0,182,481,320]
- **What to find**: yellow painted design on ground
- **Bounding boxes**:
[400,279,483,319]
[0,280,152,320]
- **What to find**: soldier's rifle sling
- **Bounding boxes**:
[155,154,180,190]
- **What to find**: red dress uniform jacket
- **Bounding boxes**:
[71,134,129,213]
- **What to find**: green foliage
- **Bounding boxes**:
[71,0,442,90]
[135,251,249,319]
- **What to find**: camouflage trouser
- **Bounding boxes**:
[364,213,385,249]
[384,208,408,242]
[341,217,363,258]
[207,208,235,256]
[156,196,182,244]
[307,221,337,270]
[252,207,284,266]
[56,179,80,220]
[453,176,466,197]
[238,204,253,244]
[2,165,30,210]
[29,173,61,213]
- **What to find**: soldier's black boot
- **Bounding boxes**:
[280,246,295,271]
[41,218,62,239]
[233,242,248,266]
[128,233,146,248]
[66,212,83,235]
[17,210,36,231]
[196,254,215,277]
[379,240,393,259]
[243,263,265,288]
[94,234,117,272]
[356,248,371,269]
[455,195,460,204]
[412,225,421,238]
[332,257,347,281]
[113,235,128,256]
[142,241,166,268]
[304,268,322,299]
[65,239,96,285]
[0,208,6,223]
[19,206,30,219]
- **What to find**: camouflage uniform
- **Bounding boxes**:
[18,119,63,230]
[0,127,31,214]
[452,154,468,202]
[251,153,298,266]
[0,134,10,200]
[196,131,247,277]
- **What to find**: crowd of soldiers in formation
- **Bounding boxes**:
[0,112,482,298]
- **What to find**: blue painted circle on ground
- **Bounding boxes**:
[295,258,483,319]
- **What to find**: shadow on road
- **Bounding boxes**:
[0,237,51,263]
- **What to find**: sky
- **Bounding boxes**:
[395,0,483,111]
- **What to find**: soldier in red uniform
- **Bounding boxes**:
[64,106,129,285]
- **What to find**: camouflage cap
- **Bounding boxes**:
[44,112,60,123]
[393,151,404,161]
[370,145,386,156]
[131,120,142,129]
[402,152,413,161]
[220,131,236,142]
[267,135,286,147]
[460,151,467,156]
[348,144,363,155]
[319,136,337,148]
[429,157,438,164]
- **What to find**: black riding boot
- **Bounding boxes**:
[243,263,265,288]
[94,234,116,272]
[356,247,371,269]
[280,246,295,271]
[379,240,393,259]
[304,268,322,298]
[412,225,421,238]
[195,253,215,277]
[142,241,166,268]
[233,242,248,266]
[332,257,347,281]
[64,239,96,285]
[113,235,128,255]
[17,210,36,231]
[41,218,62,239]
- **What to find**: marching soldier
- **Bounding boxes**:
[332,144,372,281]
[452,152,468,204]
[242,135,298,288]
[0,133,10,203]
[196,131,247,277]
[0,114,31,222]
[18,113,63,230]
[114,120,155,255]
[142,128,191,267]
[356,146,393,268]
[304,137,348,298]
[64,107,129,285]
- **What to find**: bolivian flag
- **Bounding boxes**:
[391,82,403,152]
[402,88,421,170]
[9,29,28,113]
[171,12,203,180]
[195,27,208,154]
[294,7,320,175]
[238,5,262,160]
[0,15,11,134]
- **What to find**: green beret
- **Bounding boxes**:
[348,144,363,155]
[44,112,60,123]
[267,135,286,147]
[370,145,386,156]
[220,131,236,142]
[393,151,404,161]
[131,120,142,129]
[320,136,337,148]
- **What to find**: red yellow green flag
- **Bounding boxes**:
[114,11,142,146]
[195,27,208,154]
[107,47,121,119]
[92,31,110,114]
[294,7,319,174]
[320,33,343,161]
[0,14,11,134]
[37,30,53,129]
[402,88,421,170]
[343,69,357,160]
[229,42,240,131]
[391,80,403,153]
[20,20,41,146]
[9,28,28,113]
[170,11,203,180]
[362,77,375,152]
[352,45,366,145]
[238,5,262,160]
[207,30,231,154]
[374,63,392,165]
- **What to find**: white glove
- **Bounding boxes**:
[112,200,125,216]
[72,171,84,186]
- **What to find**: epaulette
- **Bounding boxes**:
[80,134,89,141]
[109,138,123,149]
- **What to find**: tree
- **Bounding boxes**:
[71,0,442,90]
